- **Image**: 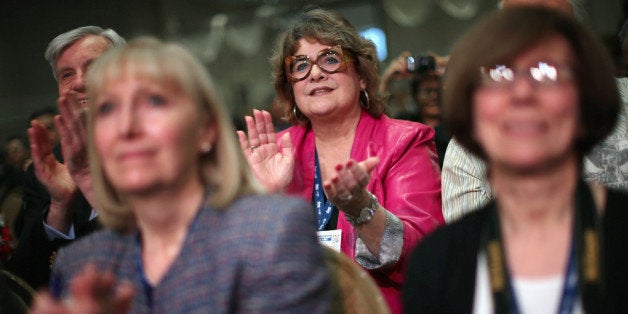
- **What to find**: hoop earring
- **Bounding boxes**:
[360,90,370,110]
[293,105,305,123]
[201,143,212,154]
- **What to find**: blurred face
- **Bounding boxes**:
[416,77,442,120]
[35,113,60,147]
[472,35,579,172]
[55,35,110,105]
[290,39,366,122]
[93,75,214,195]
[6,139,29,168]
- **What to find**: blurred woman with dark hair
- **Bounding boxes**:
[404,7,628,313]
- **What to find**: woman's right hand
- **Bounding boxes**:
[237,109,294,192]
[30,264,134,314]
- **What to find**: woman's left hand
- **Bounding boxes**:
[323,157,380,217]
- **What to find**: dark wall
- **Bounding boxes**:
[0,0,625,140]
[0,0,164,139]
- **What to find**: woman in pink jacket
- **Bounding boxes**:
[237,8,443,313]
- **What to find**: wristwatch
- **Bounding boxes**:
[345,192,379,227]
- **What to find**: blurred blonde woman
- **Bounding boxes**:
[31,37,331,313]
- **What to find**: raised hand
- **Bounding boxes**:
[378,52,413,95]
[30,264,134,314]
[28,119,77,232]
[236,109,294,192]
[56,92,95,207]
[323,157,380,217]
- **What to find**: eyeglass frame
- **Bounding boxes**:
[478,61,575,89]
[284,45,354,82]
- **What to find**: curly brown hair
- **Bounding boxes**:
[270,8,385,127]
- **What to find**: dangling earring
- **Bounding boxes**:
[201,143,212,154]
[360,90,370,110]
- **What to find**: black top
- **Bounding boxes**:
[403,183,628,313]
[8,145,98,289]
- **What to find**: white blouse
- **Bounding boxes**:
[473,252,584,314]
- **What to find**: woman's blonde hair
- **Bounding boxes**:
[86,37,263,232]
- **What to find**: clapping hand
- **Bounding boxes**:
[28,117,77,233]
[56,92,95,206]
[28,92,96,232]
[30,264,134,314]
[237,109,295,192]
[323,157,380,217]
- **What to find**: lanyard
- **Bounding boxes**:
[557,245,579,314]
[313,151,335,231]
[481,180,603,313]
[503,240,578,314]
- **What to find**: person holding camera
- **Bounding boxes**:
[237,8,443,313]
[379,52,451,168]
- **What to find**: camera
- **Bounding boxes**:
[406,55,436,74]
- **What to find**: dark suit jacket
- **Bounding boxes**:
[403,186,628,313]
[9,145,97,289]
[0,271,25,314]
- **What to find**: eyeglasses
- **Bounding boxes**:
[479,62,574,89]
[285,45,353,82]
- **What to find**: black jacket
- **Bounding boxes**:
[9,145,98,289]
[404,186,628,313]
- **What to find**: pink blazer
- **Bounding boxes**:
[278,110,444,313]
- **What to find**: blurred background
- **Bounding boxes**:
[1,0,626,139]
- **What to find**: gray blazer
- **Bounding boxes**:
[50,193,332,313]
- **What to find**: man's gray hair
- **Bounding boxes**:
[45,26,126,81]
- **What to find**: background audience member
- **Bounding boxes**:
[380,55,450,168]
[28,107,61,148]
[440,0,628,222]
[1,137,28,250]
[9,26,125,289]
[30,37,331,314]
[237,8,443,313]
[404,7,627,312]
[583,18,628,189]
[1,147,16,266]
[407,73,451,168]
[11,106,61,238]
[4,136,31,172]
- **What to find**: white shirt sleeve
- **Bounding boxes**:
[441,137,492,223]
